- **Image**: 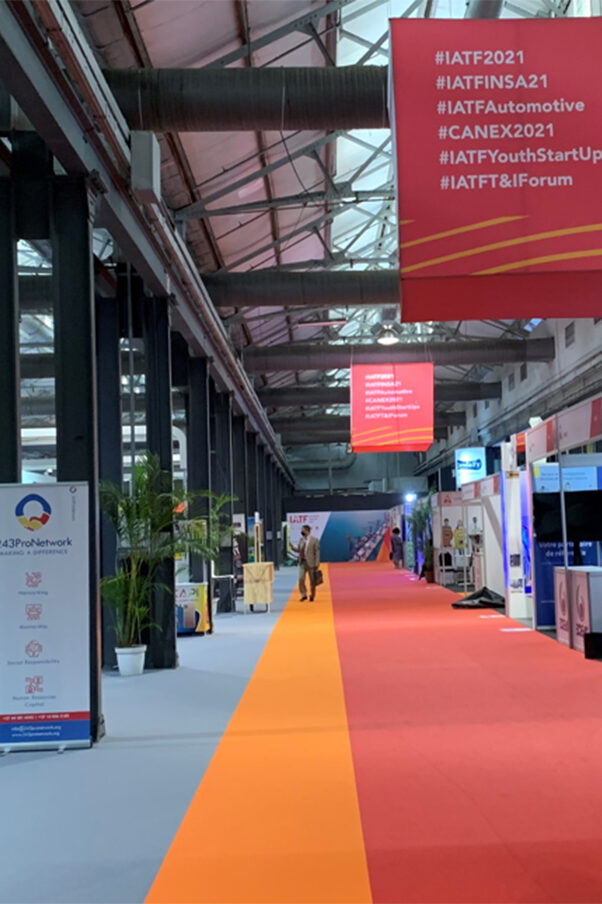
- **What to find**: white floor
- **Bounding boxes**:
[0,569,297,904]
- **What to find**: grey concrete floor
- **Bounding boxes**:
[0,568,297,904]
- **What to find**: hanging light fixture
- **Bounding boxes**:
[376,323,400,345]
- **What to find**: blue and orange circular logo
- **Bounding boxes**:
[16,494,52,532]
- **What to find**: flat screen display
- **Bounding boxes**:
[532,491,602,542]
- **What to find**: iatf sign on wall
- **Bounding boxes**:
[351,363,434,452]
[0,484,90,751]
[390,18,602,322]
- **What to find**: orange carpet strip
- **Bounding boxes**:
[146,565,372,904]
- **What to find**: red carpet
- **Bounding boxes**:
[330,563,602,903]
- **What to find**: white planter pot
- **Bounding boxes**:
[115,644,147,677]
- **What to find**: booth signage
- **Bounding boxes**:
[390,18,602,321]
[455,447,486,488]
[553,568,571,647]
[0,484,90,750]
[175,583,210,634]
[350,362,434,452]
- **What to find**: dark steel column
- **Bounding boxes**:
[232,415,247,520]
[273,464,281,569]
[246,432,258,518]
[96,296,122,670]
[51,175,103,740]
[213,391,234,577]
[187,356,211,598]
[263,449,273,562]
[269,462,276,567]
[0,178,19,482]
[142,296,176,669]
[258,442,268,562]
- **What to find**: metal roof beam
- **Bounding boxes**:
[205,0,354,68]
[177,132,341,218]
[259,381,502,407]
[193,186,394,217]
[243,338,555,372]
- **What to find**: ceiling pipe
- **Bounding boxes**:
[244,338,555,372]
[259,381,501,407]
[104,67,389,132]
[203,270,398,308]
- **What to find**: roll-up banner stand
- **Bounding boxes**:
[0,484,91,752]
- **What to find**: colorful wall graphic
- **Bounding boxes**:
[390,18,602,321]
[286,511,391,563]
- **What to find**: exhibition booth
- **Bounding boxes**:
[525,392,602,649]
[431,469,531,621]
[431,491,464,586]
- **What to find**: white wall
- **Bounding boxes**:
[424,317,602,471]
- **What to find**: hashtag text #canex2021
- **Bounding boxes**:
[440,123,554,140]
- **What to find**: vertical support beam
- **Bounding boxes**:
[273,464,282,569]
[13,132,51,239]
[264,451,274,563]
[232,415,247,520]
[95,296,122,670]
[142,295,176,669]
[246,432,258,517]
[143,296,173,472]
[0,178,20,482]
[256,442,265,559]
[51,175,103,740]
[213,391,234,578]
[187,356,211,591]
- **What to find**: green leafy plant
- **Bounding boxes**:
[100,451,233,647]
[423,542,434,572]
[408,488,435,552]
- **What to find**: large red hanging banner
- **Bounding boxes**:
[350,363,434,452]
[390,18,602,322]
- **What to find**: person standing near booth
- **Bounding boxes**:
[391,527,403,570]
[292,525,320,601]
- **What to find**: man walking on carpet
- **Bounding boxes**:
[291,525,320,601]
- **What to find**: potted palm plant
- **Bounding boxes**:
[408,489,435,580]
[100,451,232,676]
[423,542,435,583]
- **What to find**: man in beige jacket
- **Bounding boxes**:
[292,525,320,601]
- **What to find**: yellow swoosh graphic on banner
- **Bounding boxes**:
[352,433,434,447]
[401,216,525,249]
[402,223,602,274]
[355,430,434,443]
[353,425,434,439]
[475,248,602,274]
